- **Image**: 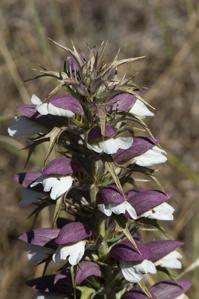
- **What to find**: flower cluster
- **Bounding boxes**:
[9,41,191,299]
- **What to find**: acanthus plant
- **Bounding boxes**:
[8,40,191,299]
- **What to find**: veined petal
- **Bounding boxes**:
[120,260,156,283]
[76,261,101,285]
[17,104,37,118]
[110,239,150,262]
[134,146,167,167]
[156,250,183,269]
[43,157,76,176]
[122,279,191,299]
[141,202,175,221]
[55,222,91,245]
[129,99,154,118]
[16,171,42,188]
[19,228,60,246]
[112,136,158,164]
[97,185,125,204]
[151,279,191,299]
[88,125,116,140]
[127,189,171,217]
[108,93,136,112]
[122,289,148,299]
[36,95,83,117]
[66,56,80,75]
[146,240,183,262]
[53,240,86,266]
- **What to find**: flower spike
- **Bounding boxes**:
[9,42,191,298]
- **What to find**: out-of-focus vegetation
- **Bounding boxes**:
[0,0,199,298]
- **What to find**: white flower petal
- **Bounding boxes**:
[48,103,75,117]
[99,139,121,154]
[49,176,73,200]
[129,99,154,117]
[110,201,137,219]
[31,94,42,105]
[8,116,46,137]
[53,246,68,263]
[134,259,157,274]
[87,142,103,153]
[134,146,167,167]
[115,137,134,150]
[87,137,133,155]
[36,102,75,117]
[20,188,44,207]
[120,260,156,283]
[141,202,175,221]
[36,103,49,115]
[98,204,112,216]
[31,176,73,200]
[53,241,86,266]
[98,201,137,219]
[26,244,53,264]
[121,263,144,283]
[99,137,133,154]
[42,177,59,192]
[156,250,183,269]
[123,201,137,219]
[109,202,127,215]
[68,241,85,266]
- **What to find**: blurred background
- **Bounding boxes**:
[0,0,199,298]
